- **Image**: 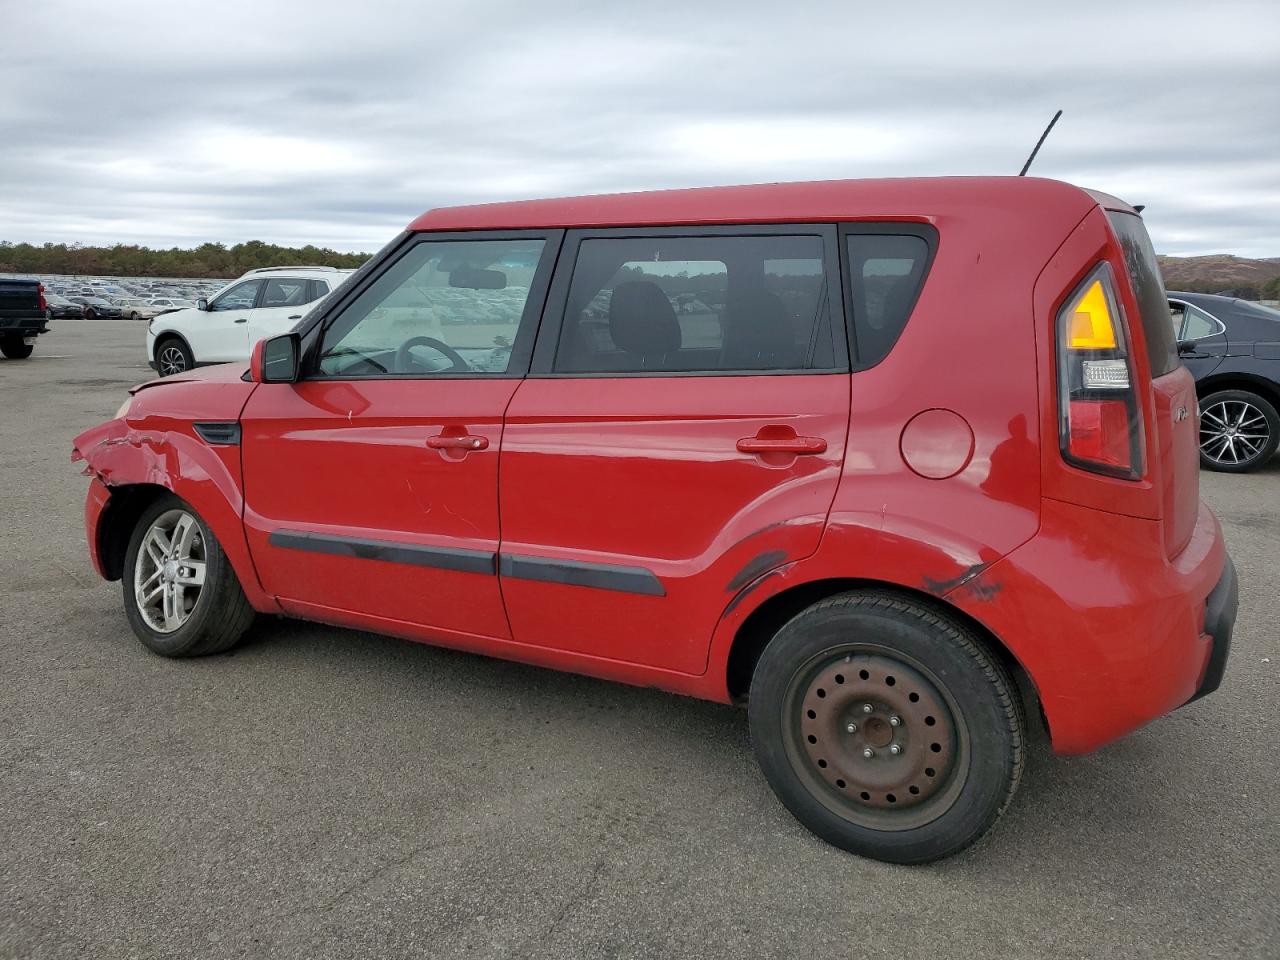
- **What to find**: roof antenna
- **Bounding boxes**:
[1018,109,1063,176]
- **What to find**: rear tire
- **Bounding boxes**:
[155,337,193,376]
[1,337,34,360]
[122,494,255,657]
[1198,389,1279,473]
[749,590,1024,864]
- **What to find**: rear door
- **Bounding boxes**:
[498,226,849,675]
[1169,297,1227,379]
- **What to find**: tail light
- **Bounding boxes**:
[37,282,47,312]
[1056,262,1145,478]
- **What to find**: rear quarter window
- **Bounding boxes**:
[843,230,935,368]
[1107,212,1179,377]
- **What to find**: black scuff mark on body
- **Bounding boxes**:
[726,550,789,593]
[922,561,991,597]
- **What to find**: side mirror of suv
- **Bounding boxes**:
[196,298,208,311]
[250,333,301,383]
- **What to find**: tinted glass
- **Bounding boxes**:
[261,278,310,308]
[1107,212,1179,377]
[845,234,930,367]
[317,238,546,377]
[554,234,833,374]
[1182,304,1220,340]
[210,280,262,312]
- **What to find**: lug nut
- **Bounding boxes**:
[862,703,873,714]
[862,747,875,759]
[889,744,902,755]
[889,716,901,727]
[845,722,857,734]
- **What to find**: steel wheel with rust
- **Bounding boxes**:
[749,590,1024,864]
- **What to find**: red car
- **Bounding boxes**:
[73,177,1237,863]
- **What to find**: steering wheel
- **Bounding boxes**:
[396,336,470,373]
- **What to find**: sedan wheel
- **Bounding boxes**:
[133,509,207,634]
[1198,390,1280,473]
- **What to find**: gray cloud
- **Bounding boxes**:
[2,0,1277,255]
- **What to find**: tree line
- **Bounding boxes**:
[0,241,370,279]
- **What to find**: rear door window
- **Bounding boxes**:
[1107,212,1179,377]
[842,230,935,368]
[551,232,839,374]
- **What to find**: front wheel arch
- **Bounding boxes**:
[96,484,172,581]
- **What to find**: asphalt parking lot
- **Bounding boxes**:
[1,321,1276,960]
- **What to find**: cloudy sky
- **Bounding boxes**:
[2,0,1278,256]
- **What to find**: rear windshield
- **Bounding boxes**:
[1107,212,1179,377]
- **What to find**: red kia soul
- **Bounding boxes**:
[73,177,1237,863]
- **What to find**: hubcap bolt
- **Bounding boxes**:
[845,722,857,734]
[862,703,873,714]
[889,744,903,755]
[862,747,875,759]
[889,716,901,727]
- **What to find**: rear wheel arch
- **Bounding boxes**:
[724,577,1045,737]
[1195,372,1280,410]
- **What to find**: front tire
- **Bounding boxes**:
[749,590,1024,864]
[129,311,139,321]
[1,337,34,359]
[122,495,255,657]
[1198,389,1279,473]
[155,336,194,376]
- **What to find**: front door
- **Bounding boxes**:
[193,278,261,360]
[246,276,316,350]
[240,232,558,640]
[498,226,850,675]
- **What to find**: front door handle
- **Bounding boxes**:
[287,314,302,320]
[737,436,827,455]
[234,318,248,324]
[427,434,489,451]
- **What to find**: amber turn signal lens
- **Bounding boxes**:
[1066,279,1118,350]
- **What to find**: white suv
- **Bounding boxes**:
[147,267,354,375]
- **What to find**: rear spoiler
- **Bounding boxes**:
[1085,189,1140,216]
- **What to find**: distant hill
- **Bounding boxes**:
[1158,254,1280,298]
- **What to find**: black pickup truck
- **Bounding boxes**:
[0,279,50,359]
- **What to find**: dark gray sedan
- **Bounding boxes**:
[1169,291,1280,472]
[68,296,124,320]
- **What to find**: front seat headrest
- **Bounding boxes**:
[609,281,681,361]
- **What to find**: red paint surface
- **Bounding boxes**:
[899,409,975,479]
[74,176,1226,757]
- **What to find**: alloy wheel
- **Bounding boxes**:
[133,509,207,633]
[158,344,187,376]
[1200,399,1270,467]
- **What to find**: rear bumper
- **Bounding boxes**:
[1185,555,1237,704]
[946,497,1231,754]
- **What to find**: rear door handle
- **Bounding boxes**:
[427,434,489,451]
[233,318,248,324]
[287,314,302,320]
[737,436,827,455]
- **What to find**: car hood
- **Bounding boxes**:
[130,362,250,395]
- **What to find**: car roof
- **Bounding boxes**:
[409,176,1107,232]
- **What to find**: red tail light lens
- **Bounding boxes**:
[37,282,47,312]
[1056,263,1144,478]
